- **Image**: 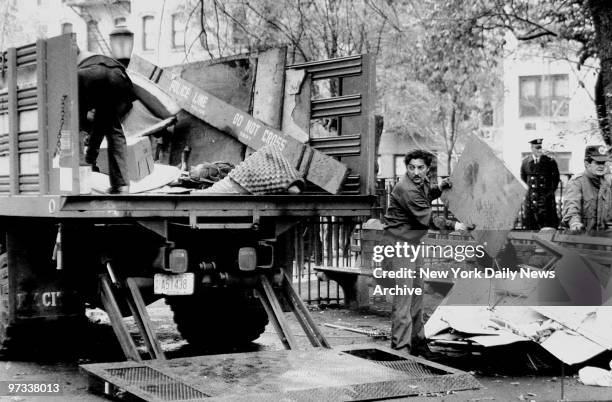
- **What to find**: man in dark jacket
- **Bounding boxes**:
[78,50,135,194]
[520,138,560,229]
[562,145,612,232]
[383,150,467,355]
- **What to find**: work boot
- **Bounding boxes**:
[106,185,129,194]
[410,338,437,360]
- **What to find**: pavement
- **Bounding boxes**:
[0,296,611,401]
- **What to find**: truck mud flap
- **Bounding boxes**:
[81,344,479,401]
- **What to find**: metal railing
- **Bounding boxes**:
[291,217,363,305]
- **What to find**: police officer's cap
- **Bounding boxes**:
[585,145,611,162]
[528,138,543,145]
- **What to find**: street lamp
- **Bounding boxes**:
[109,25,134,66]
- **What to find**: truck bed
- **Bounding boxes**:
[0,194,374,219]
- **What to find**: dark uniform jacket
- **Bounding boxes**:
[562,172,612,231]
[384,175,450,242]
[520,154,560,229]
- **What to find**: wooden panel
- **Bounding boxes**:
[129,55,348,194]
[253,47,286,129]
[446,135,527,257]
[45,34,80,195]
[249,47,287,157]
[281,69,310,143]
[165,56,253,166]
[7,48,18,194]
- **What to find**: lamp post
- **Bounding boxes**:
[109,25,134,67]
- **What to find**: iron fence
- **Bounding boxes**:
[291,217,363,305]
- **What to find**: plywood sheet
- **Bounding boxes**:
[446,135,527,257]
[128,55,348,194]
[165,56,254,166]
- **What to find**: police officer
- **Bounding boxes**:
[520,138,560,229]
[562,145,612,232]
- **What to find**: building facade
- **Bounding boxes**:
[501,36,600,178]
[7,0,244,67]
[377,35,599,182]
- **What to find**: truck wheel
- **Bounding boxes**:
[167,287,268,350]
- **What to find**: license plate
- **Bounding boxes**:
[154,273,195,295]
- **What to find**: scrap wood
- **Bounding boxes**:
[323,323,390,339]
[532,307,612,350]
[445,134,527,257]
[127,55,349,194]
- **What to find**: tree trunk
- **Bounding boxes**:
[588,0,612,145]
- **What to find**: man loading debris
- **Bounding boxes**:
[77,49,135,194]
[562,145,612,232]
[383,150,468,355]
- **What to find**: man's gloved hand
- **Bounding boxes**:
[455,222,476,232]
[569,222,585,233]
[440,178,452,190]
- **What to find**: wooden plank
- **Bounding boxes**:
[7,48,18,194]
[356,54,376,196]
[248,47,287,157]
[36,39,48,194]
[282,271,331,348]
[164,56,252,166]
[445,135,527,257]
[126,277,166,360]
[128,55,348,194]
[281,69,310,143]
[253,47,286,129]
[45,34,80,195]
[99,275,141,362]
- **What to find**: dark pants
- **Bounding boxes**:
[523,190,559,230]
[78,64,133,188]
[381,232,425,353]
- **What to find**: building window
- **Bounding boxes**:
[114,17,127,27]
[86,20,100,52]
[171,13,185,49]
[519,74,569,118]
[61,23,73,34]
[142,16,155,51]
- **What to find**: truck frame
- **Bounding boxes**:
[0,33,376,353]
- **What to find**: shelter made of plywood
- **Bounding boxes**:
[446,135,527,257]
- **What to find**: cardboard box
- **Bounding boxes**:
[97,136,154,181]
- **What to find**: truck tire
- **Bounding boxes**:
[167,287,268,350]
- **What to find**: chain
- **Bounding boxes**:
[54,94,68,158]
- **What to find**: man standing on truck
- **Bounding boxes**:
[562,145,612,232]
[383,149,468,356]
[520,138,560,230]
[77,49,135,194]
